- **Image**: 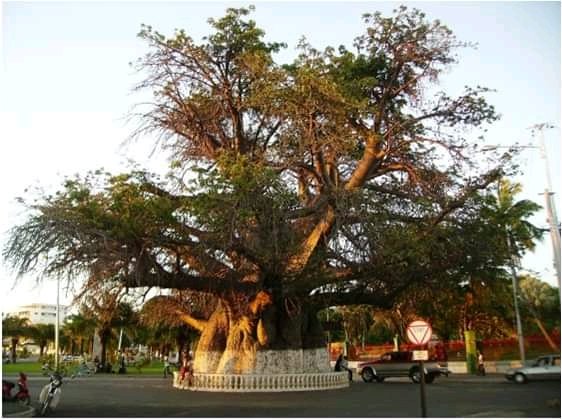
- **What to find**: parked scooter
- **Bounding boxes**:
[39,372,63,416]
[2,372,31,405]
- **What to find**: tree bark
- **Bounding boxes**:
[534,317,559,352]
[178,290,328,374]
[99,329,111,367]
[11,338,17,363]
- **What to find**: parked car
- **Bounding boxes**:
[505,354,561,384]
[358,351,450,384]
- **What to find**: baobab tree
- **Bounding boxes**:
[4,6,509,375]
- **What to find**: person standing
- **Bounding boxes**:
[179,350,193,385]
[118,351,126,374]
[163,355,171,378]
[335,352,353,382]
[477,351,486,376]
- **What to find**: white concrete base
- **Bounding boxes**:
[447,360,524,374]
[195,348,331,374]
[173,371,349,392]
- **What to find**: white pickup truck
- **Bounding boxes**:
[358,350,450,384]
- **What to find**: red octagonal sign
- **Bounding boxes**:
[406,320,432,345]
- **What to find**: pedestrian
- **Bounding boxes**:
[477,351,485,376]
[163,355,171,378]
[118,351,126,374]
[179,350,193,385]
[335,352,353,381]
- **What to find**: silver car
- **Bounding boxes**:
[358,351,450,384]
[505,354,561,384]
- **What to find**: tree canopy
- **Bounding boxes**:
[2,6,523,373]
[2,315,31,363]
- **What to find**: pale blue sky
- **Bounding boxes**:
[1,1,560,310]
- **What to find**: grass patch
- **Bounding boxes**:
[3,360,171,376]
[128,360,169,375]
[2,362,43,375]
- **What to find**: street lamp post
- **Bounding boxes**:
[55,277,60,371]
[507,236,526,364]
[532,123,561,289]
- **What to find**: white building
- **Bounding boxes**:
[8,303,71,325]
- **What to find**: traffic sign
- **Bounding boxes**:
[406,320,432,345]
[412,350,429,361]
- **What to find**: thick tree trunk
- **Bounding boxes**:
[534,318,559,351]
[185,291,329,374]
[11,338,18,363]
[99,329,110,366]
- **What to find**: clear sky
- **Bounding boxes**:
[1,1,560,311]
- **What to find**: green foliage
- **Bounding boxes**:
[2,5,531,338]
[16,347,31,359]
[336,305,373,346]
[482,179,543,257]
[2,315,31,362]
[366,322,394,345]
[27,323,55,355]
[38,354,54,366]
[132,355,150,373]
[519,275,561,333]
[2,315,31,338]
[63,313,96,350]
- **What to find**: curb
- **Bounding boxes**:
[3,405,36,418]
[441,374,506,383]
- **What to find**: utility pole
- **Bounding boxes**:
[530,123,561,289]
[55,277,60,372]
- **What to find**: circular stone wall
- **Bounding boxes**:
[174,348,349,392]
[173,371,349,392]
[194,347,332,375]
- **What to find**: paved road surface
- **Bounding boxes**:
[5,374,560,417]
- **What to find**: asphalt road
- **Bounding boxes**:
[6,374,561,417]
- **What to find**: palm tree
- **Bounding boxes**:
[139,295,200,357]
[78,284,140,366]
[484,178,544,361]
[2,315,31,363]
[28,323,55,357]
[487,179,543,260]
[112,302,138,351]
[63,313,96,356]
[337,305,373,348]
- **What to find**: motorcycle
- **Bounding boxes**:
[2,372,31,405]
[38,372,63,416]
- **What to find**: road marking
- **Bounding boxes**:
[465,410,525,417]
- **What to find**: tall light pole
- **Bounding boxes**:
[507,235,525,364]
[530,123,561,289]
[55,277,60,371]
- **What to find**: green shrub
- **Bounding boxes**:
[133,356,150,373]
